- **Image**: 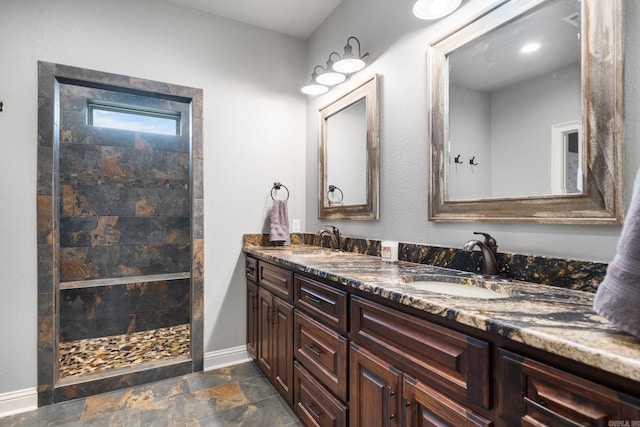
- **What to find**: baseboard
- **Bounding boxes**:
[0,387,38,417]
[203,345,251,371]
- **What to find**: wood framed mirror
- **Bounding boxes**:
[319,75,379,220]
[428,0,623,224]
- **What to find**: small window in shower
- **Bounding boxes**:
[88,101,181,136]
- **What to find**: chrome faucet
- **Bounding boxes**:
[463,232,499,276]
[318,225,341,250]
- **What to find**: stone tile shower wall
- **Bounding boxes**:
[37,62,204,406]
[57,84,191,342]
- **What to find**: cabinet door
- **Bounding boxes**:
[257,287,274,378]
[350,342,402,427]
[246,280,258,359]
[273,296,294,406]
[402,374,492,427]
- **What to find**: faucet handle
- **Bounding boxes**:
[473,232,497,249]
[324,225,339,234]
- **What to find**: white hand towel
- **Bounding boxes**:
[594,168,640,339]
[269,199,290,245]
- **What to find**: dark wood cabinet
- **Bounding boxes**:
[246,280,258,359]
[257,287,274,377]
[245,255,640,427]
[350,342,402,427]
[499,349,640,427]
[295,275,348,333]
[273,295,294,405]
[350,295,490,410]
[294,361,348,427]
[294,310,348,402]
[259,261,294,302]
[256,286,294,406]
[402,374,492,427]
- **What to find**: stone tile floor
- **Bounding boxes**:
[0,362,302,426]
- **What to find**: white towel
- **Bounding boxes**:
[269,199,290,245]
[594,168,640,339]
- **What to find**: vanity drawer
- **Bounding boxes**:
[293,361,348,427]
[295,275,347,333]
[499,349,640,427]
[294,310,348,402]
[245,256,258,282]
[350,295,490,410]
[258,261,293,302]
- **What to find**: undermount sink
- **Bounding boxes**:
[403,276,510,299]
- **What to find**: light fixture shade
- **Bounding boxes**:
[301,83,329,95]
[413,0,462,20]
[316,71,346,86]
[333,57,366,73]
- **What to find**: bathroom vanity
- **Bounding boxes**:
[244,241,640,427]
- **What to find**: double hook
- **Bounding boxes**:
[453,154,479,167]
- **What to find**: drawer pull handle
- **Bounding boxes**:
[304,401,322,420]
[246,266,255,273]
[401,397,410,427]
[525,398,581,427]
[305,294,322,305]
[305,344,322,357]
[385,386,396,427]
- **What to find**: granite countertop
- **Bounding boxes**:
[243,243,640,383]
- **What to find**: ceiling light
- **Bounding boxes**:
[520,42,541,54]
[333,37,370,74]
[413,0,462,20]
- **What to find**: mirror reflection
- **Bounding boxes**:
[326,98,367,207]
[428,0,622,223]
[447,0,581,201]
[319,75,379,220]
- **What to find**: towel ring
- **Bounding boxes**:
[271,182,290,200]
[327,185,344,206]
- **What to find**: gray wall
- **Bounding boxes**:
[491,62,581,197]
[305,0,638,262]
[0,0,306,394]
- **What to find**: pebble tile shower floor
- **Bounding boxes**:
[58,324,191,379]
[0,362,301,426]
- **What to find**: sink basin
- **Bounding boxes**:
[402,276,510,299]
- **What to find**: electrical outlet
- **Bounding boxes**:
[292,219,301,232]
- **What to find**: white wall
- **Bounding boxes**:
[0,0,306,394]
[305,0,638,262]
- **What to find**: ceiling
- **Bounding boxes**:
[164,0,344,39]
[450,0,581,92]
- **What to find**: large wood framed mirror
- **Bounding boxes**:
[428,0,623,223]
[319,75,379,220]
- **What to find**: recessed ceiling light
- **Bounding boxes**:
[520,43,541,54]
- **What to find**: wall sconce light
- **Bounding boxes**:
[301,66,330,95]
[301,36,369,96]
[316,52,347,86]
[413,0,461,20]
